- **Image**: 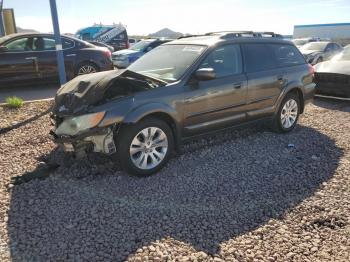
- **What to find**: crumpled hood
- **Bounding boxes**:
[315,60,350,75]
[301,50,321,56]
[53,70,126,116]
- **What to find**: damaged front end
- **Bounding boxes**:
[50,112,118,158]
[50,69,165,157]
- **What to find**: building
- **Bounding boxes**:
[294,23,350,40]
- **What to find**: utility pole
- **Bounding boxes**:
[49,0,67,85]
[0,0,5,37]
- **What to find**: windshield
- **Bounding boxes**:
[128,44,206,82]
[130,40,153,51]
[331,49,350,61]
[292,39,309,46]
[301,42,328,51]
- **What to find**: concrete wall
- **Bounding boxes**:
[294,23,350,39]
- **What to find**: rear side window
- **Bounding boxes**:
[269,44,305,67]
[243,44,276,73]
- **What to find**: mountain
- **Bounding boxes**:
[16,27,39,33]
[149,28,183,39]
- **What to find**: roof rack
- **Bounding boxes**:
[206,31,283,39]
[177,34,207,39]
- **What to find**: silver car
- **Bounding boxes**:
[300,42,343,65]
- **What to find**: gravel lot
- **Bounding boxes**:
[0,99,349,261]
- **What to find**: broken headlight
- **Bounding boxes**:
[55,112,105,136]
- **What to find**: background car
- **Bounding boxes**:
[128,38,139,47]
[314,48,350,97]
[292,38,319,48]
[300,41,343,65]
[112,39,171,68]
[0,33,113,87]
[88,41,114,53]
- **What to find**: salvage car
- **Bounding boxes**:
[300,41,343,65]
[314,48,350,97]
[0,33,113,87]
[112,39,171,68]
[51,31,315,176]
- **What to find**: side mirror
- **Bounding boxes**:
[146,46,153,52]
[0,46,8,53]
[195,68,216,81]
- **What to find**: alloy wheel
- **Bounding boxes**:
[280,99,298,129]
[78,65,97,75]
[129,127,168,170]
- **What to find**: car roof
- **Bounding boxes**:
[0,33,82,43]
[166,34,293,47]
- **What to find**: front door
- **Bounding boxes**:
[0,37,38,86]
[183,44,248,136]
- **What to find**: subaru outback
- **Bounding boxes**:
[51,31,315,176]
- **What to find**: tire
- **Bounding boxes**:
[75,62,99,76]
[272,92,300,133]
[116,117,174,176]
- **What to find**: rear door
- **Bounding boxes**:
[242,43,283,119]
[183,44,248,136]
[0,36,38,85]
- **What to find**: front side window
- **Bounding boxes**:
[270,44,306,67]
[5,37,31,52]
[128,44,206,82]
[32,37,55,51]
[243,44,276,73]
[199,44,242,77]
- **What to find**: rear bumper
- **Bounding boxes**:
[303,82,316,105]
[112,59,129,68]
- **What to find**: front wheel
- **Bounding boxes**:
[272,93,300,133]
[116,118,174,176]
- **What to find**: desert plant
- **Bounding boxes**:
[5,96,24,108]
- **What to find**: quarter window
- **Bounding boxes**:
[199,45,242,78]
[270,44,306,67]
[243,44,276,73]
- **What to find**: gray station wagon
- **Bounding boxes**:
[51,31,315,176]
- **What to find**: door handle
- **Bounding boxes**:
[66,54,76,57]
[233,83,242,89]
[25,57,37,60]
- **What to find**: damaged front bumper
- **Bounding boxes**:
[50,126,117,158]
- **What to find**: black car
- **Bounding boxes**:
[0,33,114,87]
[52,31,315,176]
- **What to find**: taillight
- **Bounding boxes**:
[126,41,130,49]
[308,64,315,78]
[103,49,111,58]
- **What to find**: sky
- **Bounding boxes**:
[3,0,350,35]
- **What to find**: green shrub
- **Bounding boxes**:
[5,96,24,108]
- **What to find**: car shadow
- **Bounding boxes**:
[313,97,350,112]
[6,124,343,261]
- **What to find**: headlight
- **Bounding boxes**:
[55,112,105,136]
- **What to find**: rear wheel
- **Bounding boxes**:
[116,118,174,176]
[76,62,99,76]
[272,93,300,133]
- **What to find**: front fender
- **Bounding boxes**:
[123,102,180,124]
